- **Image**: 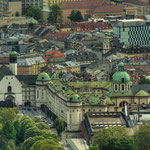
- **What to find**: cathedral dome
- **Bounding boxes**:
[112,62,131,84]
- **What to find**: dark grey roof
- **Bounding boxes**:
[66,52,99,62]
[131,84,150,95]
[0,65,13,80]
[16,75,37,85]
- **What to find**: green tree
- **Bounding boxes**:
[2,121,16,141]
[7,140,16,150]
[22,136,44,150]
[20,116,35,142]
[24,126,41,139]
[88,145,100,150]
[92,126,128,149]
[103,137,137,150]
[13,120,22,144]
[30,138,64,150]
[134,123,150,150]
[33,116,43,123]
[0,135,8,150]
[139,76,150,84]
[26,6,43,23]
[54,117,65,136]
[0,108,17,125]
[36,122,49,130]
[68,10,83,22]
[48,4,63,23]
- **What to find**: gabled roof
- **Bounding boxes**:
[131,84,150,96]
[43,51,65,63]
[135,90,149,97]
[0,65,13,80]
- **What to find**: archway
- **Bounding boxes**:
[5,95,15,107]
[119,101,128,107]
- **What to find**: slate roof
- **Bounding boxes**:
[16,75,37,85]
[131,84,150,96]
[66,52,99,62]
[0,65,13,80]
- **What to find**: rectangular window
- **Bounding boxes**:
[37,90,39,99]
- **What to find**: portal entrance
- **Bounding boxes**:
[5,95,15,107]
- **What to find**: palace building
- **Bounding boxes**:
[1,51,150,132]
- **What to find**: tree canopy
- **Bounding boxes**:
[68,10,83,22]
[92,126,128,149]
[48,4,63,23]
[139,76,150,84]
[134,123,150,150]
[0,108,63,150]
[102,137,137,150]
[26,6,43,23]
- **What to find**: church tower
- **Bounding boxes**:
[103,36,110,54]
[9,51,17,75]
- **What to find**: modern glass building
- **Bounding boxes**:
[113,19,150,46]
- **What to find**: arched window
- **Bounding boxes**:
[115,84,117,91]
[8,86,12,93]
[122,84,124,91]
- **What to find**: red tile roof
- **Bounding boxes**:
[60,0,109,9]
[43,51,65,63]
[93,5,126,13]
[0,57,9,64]
[44,31,72,41]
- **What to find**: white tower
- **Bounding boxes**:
[9,51,17,75]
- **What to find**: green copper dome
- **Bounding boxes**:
[10,51,17,56]
[69,94,80,103]
[112,62,131,84]
[37,72,51,81]
[112,71,131,83]
[118,62,124,67]
[104,36,110,39]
